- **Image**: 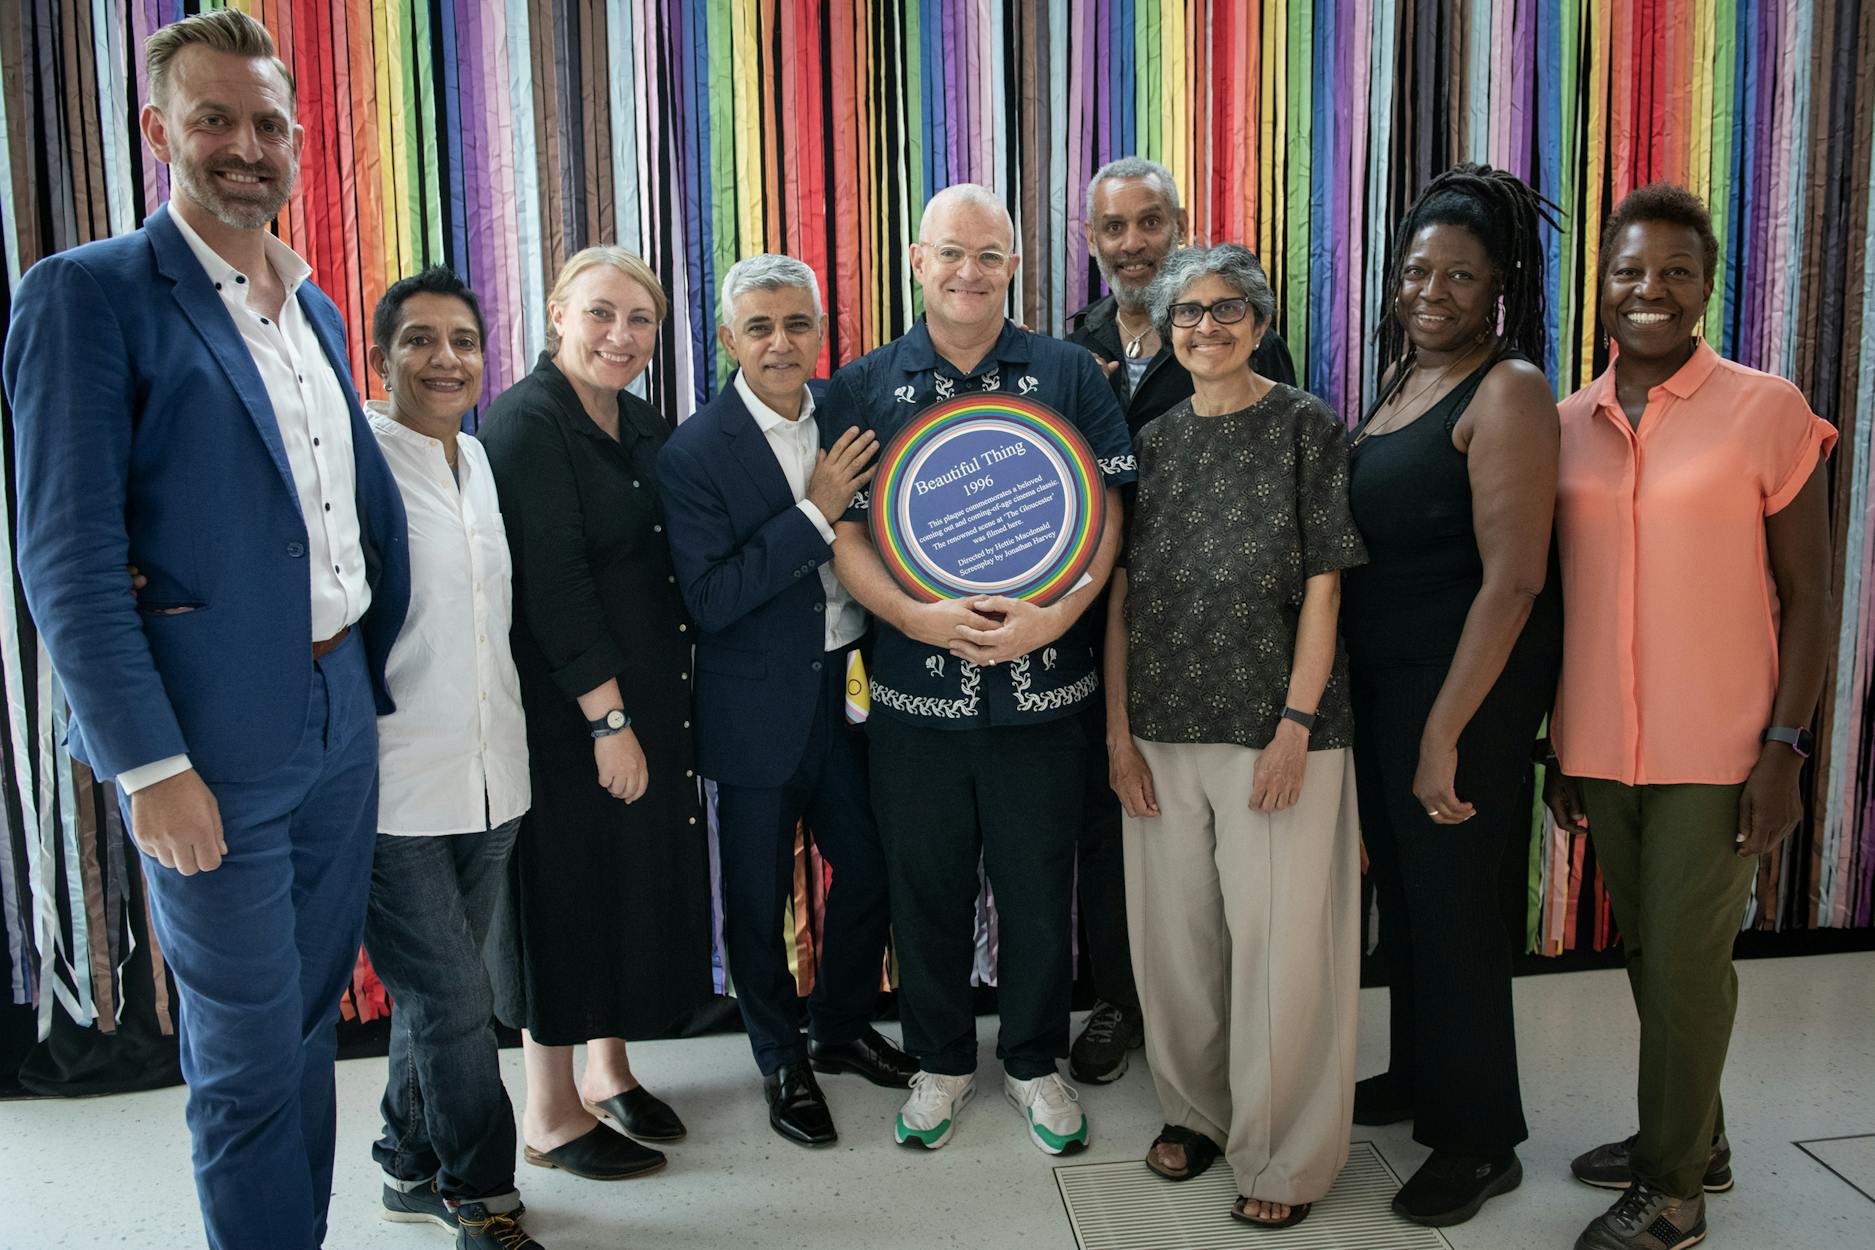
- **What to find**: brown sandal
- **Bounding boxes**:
[1145,1124,1222,1181]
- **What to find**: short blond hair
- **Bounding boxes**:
[545,247,669,352]
[146,9,294,111]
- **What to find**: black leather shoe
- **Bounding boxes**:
[808,1028,918,1088]
[1353,1072,1415,1126]
[585,1086,687,1142]
[523,1125,667,1180]
[764,1063,838,1146]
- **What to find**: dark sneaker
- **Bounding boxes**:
[1392,1150,1523,1226]
[1069,1001,1144,1084]
[1571,1133,1734,1193]
[1352,1072,1415,1126]
[456,1202,544,1248]
[381,1180,454,1229]
[1573,1182,1706,1250]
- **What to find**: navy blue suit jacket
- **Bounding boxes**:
[2,204,409,784]
[657,380,845,789]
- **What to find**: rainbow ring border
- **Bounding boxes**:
[868,395,1106,603]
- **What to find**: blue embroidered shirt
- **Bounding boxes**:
[822,318,1136,729]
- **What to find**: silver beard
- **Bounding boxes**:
[170,155,296,230]
[1094,252,1158,309]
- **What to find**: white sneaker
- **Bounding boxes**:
[895,1071,976,1149]
[1004,1071,1089,1155]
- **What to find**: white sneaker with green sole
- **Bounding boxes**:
[1005,1072,1089,1155]
[895,1071,976,1149]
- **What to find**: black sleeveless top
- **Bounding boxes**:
[1342,351,1562,670]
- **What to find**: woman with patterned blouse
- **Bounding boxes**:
[1103,243,1367,1231]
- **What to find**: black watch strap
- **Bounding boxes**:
[1280,706,1318,733]
[589,708,630,738]
[1761,725,1812,758]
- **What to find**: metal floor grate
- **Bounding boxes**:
[1055,1140,1453,1250]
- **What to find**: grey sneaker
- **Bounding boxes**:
[1573,1183,1707,1250]
[456,1202,543,1248]
[1571,1133,1734,1193]
[381,1180,454,1229]
[1069,1001,1144,1084]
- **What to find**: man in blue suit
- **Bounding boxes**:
[658,255,914,1146]
[2,12,408,1249]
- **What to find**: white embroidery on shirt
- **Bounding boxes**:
[873,661,981,718]
[895,384,918,404]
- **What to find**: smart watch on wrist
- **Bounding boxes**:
[1279,706,1318,733]
[1761,725,1813,758]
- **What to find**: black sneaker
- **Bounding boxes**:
[1573,1182,1706,1250]
[1069,1001,1144,1084]
[1571,1132,1734,1193]
[456,1202,544,1249]
[1392,1150,1523,1226]
[381,1180,454,1230]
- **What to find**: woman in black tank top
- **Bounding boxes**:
[1342,165,1565,1228]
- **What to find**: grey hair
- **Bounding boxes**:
[1148,243,1277,335]
[718,253,824,327]
[1086,156,1180,217]
[918,183,1016,249]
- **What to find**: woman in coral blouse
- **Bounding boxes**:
[1546,184,1835,1250]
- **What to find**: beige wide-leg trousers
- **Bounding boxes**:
[1123,739,1361,1204]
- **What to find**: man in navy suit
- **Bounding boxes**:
[3,12,408,1249]
[658,255,915,1145]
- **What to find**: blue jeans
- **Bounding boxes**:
[362,818,521,1208]
[131,629,378,1250]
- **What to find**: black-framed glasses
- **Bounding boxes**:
[1167,298,1251,328]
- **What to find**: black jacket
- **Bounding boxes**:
[1066,293,1299,438]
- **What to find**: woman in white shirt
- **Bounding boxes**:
[360,267,539,1249]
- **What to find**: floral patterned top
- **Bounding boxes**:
[1122,388,1366,750]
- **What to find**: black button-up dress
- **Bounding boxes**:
[479,353,714,1044]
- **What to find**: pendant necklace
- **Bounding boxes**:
[1117,310,1153,359]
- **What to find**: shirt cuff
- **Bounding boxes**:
[118,753,193,793]
[796,498,837,545]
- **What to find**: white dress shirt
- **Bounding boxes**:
[119,212,371,794]
[733,371,866,651]
[367,405,530,835]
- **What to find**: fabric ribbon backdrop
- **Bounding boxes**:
[1,0,1872,1044]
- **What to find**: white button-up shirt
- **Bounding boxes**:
[170,209,369,637]
[119,211,371,794]
[367,405,530,835]
[734,371,865,651]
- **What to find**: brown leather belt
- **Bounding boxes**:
[312,626,351,662]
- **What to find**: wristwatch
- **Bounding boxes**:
[589,709,630,739]
[1761,725,1813,758]
[1279,706,1318,733]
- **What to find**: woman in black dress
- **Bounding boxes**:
[480,247,713,1181]
[1343,165,1565,1226]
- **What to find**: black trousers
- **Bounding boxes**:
[868,714,1084,1080]
[1076,703,1138,1012]
[1350,658,1552,1155]
[714,655,890,1075]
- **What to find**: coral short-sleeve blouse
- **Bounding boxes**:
[1552,341,1836,786]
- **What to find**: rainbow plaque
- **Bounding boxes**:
[868,395,1106,604]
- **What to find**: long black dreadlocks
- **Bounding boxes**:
[1374,162,1563,376]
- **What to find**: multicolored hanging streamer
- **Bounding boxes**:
[2,0,1873,1040]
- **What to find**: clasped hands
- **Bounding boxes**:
[902,594,1065,666]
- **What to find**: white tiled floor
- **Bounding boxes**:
[3,953,1871,1248]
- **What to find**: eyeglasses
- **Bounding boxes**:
[924,243,1012,271]
[1166,298,1251,328]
